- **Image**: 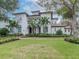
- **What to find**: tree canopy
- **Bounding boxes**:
[37,0,79,18]
[0,0,18,21]
[37,0,79,37]
[53,0,79,19]
[36,0,52,11]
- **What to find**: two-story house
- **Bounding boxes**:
[14,11,71,35]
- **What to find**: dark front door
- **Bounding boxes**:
[29,27,32,34]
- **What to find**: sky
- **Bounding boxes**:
[7,0,44,19]
[7,0,62,22]
[15,0,44,14]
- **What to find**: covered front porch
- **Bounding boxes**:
[28,26,50,34]
[28,27,41,34]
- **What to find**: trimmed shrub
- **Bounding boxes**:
[56,29,63,35]
[53,35,70,37]
[26,33,52,37]
[0,38,20,44]
[0,28,9,36]
[65,37,79,44]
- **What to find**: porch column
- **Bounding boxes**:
[48,24,51,34]
[41,26,43,33]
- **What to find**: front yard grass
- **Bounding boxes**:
[0,37,79,59]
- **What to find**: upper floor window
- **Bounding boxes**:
[18,25,21,33]
[19,16,22,20]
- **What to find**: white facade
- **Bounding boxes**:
[14,11,71,35]
[51,26,71,35]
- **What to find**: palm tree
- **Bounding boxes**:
[8,20,18,34]
[28,18,37,34]
[39,16,50,33]
[28,17,50,34]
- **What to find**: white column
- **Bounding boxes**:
[41,26,43,33]
[48,24,51,34]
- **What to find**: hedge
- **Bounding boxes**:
[26,34,70,37]
[64,37,79,44]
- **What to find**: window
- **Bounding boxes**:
[65,29,70,32]
[65,29,66,32]
[54,27,56,31]
[18,25,21,33]
[53,11,57,14]
[68,29,70,32]
[19,16,22,20]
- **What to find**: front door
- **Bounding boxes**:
[29,27,32,34]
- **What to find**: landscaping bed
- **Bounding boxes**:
[26,34,70,37]
[0,37,20,44]
[64,37,79,44]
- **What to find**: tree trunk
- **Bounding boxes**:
[70,23,73,35]
[71,15,79,38]
[32,29,34,34]
[32,28,35,34]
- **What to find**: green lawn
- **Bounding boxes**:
[0,37,79,59]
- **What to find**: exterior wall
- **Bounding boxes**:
[64,28,71,35]
[51,26,71,35]
[64,26,71,35]
[16,14,29,35]
[51,27,65,34]
[0,21,18,34]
